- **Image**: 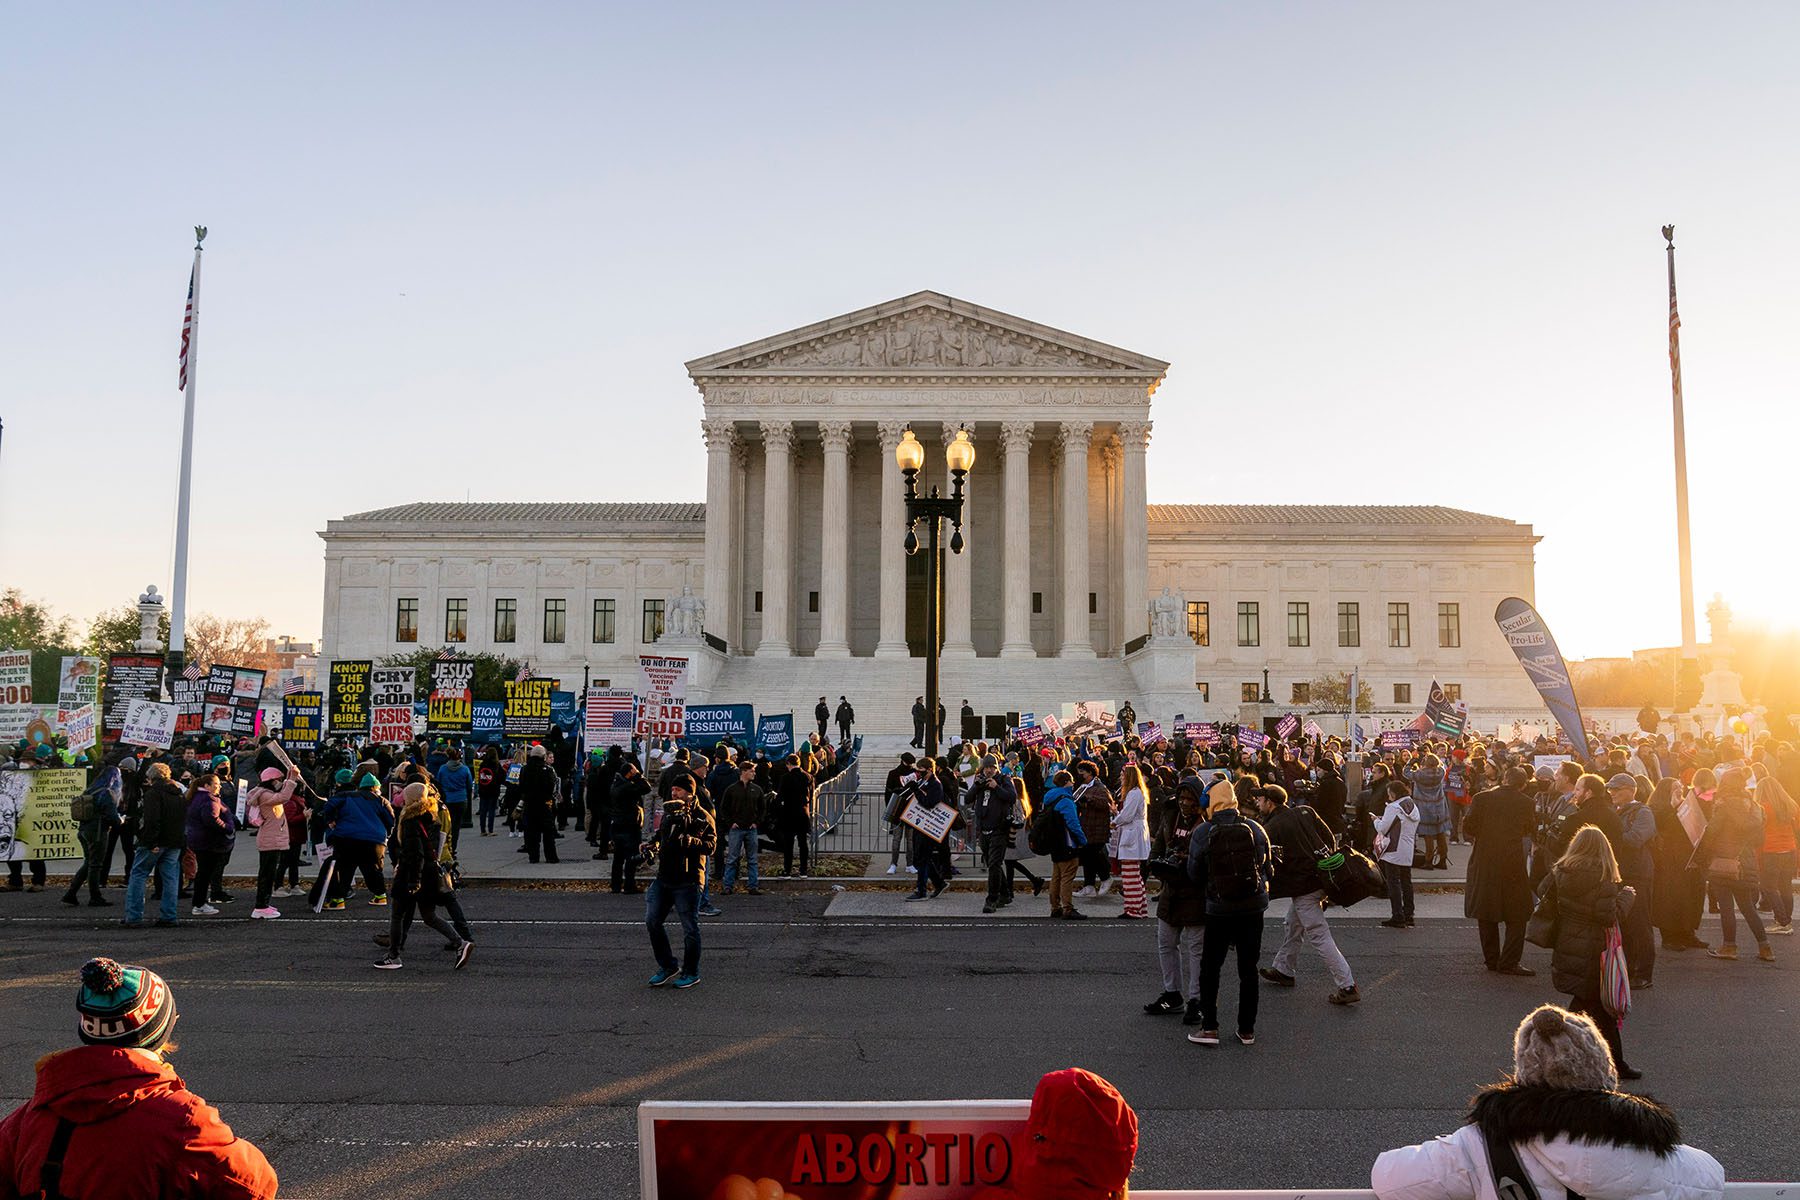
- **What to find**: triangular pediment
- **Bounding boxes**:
[686,291,1169,376]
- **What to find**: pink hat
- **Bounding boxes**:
[260,766,284,782]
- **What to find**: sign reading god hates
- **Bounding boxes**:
[636,654,689,740]
[428,658,476,735]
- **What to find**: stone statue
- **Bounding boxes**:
[136,584,165,653]
[667,586,705,639]
[1149,586,1185,641]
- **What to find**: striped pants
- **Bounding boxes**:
[1119,861,1148,917]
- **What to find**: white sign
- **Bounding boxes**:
[121,699,178,749]
[63,704,97,753]
[0,650,31,743]
[370,667,415,707]
[370,706,415,745]
[636,654,689,740]
[898,794,957,843]
[57,656,101,728]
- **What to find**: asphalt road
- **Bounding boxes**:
[3,887,1795,1198]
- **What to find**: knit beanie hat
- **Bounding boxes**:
[76,958,177,1051]
[1017,1068,1138,1199]
[1513,1004,1617,1090]
[333,768,355,787]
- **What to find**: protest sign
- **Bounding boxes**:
[101,654,163,743]
[1136,720,1165,743]
[638,1100,1031,1200]
[1237,728,1268,751]
[754,713,794,757]
[370,705,414,745]
[636,655,689,740]
[121,699,178,749]
[0,650,33,742]
[1013,725,1047,748]
[469,701,505,745]
[1380,728,1421,750]
[0,769,86,863]
[681,704,754,748]
[282,692,324,748]
[56,657,100,729]
[1276,713,1300,739]
[1303,720,1326,742]
[1058,701,1115,740]
[369,666,414,709]
[427,658,475,735]
[63,704,97,753]
[169,674,205,734]
[551,690,578,733]
[327,660,373,735]
[203,665,265,736]
[584,688,636,748]
[1533,753,1573,772]
[504,678,555,739]
[898,794,958,843]
[1039,712,1061,738]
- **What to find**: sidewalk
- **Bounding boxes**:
[824,888,1473,920]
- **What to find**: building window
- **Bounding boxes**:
[493,599,517,644]
[395,598,419,643]
[444,598,468,643]
[592,599,616,644]
[1287,601,1310,648]
[1196,682,1210,702]
[808,591,819,614]
[1443,683,1462,702]
[1338,602,1360,648]
[1241,682,1261,703]
[1032,592,1043,614]
[1291,682,1311,704]
[754,591,763,613]
[1394,683,1412,705]
[1088,592,1098,615]
[642,599,665,644]
[1388,602,1411,648]
[1236,601,1260,647]
[543,599,566,644]
[1187,601,1209,647]
[1438,602,1462,648]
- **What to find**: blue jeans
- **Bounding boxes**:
[722,827,759,890]
[125,847,182,924]
[646,880,701,975]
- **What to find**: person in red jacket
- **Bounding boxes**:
[0,957,277,1200]
[975,1068,1138,1200]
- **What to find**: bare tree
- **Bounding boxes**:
[183,614,278,672]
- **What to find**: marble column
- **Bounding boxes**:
[1118,420,1152,652]
[874,421,909,657]
[816,421,853,657]
[700,418,736,650]
[999,421,1035,658]
[1058,420,1094,658]
[941,424,975,659]
[756,421,794,656]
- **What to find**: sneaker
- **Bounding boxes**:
[1097,879,1117,896]
[373,958,402,970]
[1181,999,1202,1026]
[1759,943,1776,963]
[1188,1028,1221,1046]
[1063,909,1089,920]
[1327,986,1361,1006]
[1075,886,1097,898]
[1143,991,1182,1015]
[212,893,235,904]
[1258,967,1297,987]
[673,972,701,989]
[325,899,346,911]
[1773,923,1795,936]
[981,903,999,914]
[904,893,931,903]
[1709,944,1738,960]
[905,865,917,874]
[746,888,762,896]
[250,907,281,920]
[1237,1031,1257,1045]
[456,941,475,970]
[648,967,677,987]
[367,895,389,907]
[192,904,219,916]
[699,905,723,917]
[885,865,897,875]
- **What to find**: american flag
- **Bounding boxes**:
[515,663,533,684]
[178,261,196,391]
[282,675,304,697]
[584,689,635,738]
[181,663,204,682]
[436,646,456,660]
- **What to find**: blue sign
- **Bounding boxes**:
[550,690,578,733]
[683,704,754,748]
[1494,597,1592,760]
[281,693,323,749]
[470,700,505,745]
[754,713,794,758]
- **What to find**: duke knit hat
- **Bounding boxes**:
[1513,1004,1617,1091]
[1019,1068,1138,1199]
[76,957,177,1051]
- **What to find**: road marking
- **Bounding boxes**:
[311,1135,632,1151]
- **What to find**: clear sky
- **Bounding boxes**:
[3,2,1795,659]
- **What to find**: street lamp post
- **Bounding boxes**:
[897,425,974,759]
[1260,668,1272,704]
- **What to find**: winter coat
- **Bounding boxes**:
[435,762,473,806]
[1377,798,1420,867]
[518,760,559,831]
[250,779,297,852]
[609,771,650,834]
[1371,1082,1722,1200]
[1649,790,1696,930]
[1042,785,1086,862]
[135,780,187,850]
[1615,800,1657,886]
[1694,795,1764,885]
[651,802,718,888]
[1312,770,1348,838]
[1155,810,1208,927]
[1565,793,1626,864]
[1073,781,1114,846]
[322,788,393,845]
[0,1046,278,1200]
[1544,861,1633,998]
[1185,809,1273,916]
[1462,786,1533,923]
[1408,767,1448,837]
[183,789,234,856]
[717,781,766,829]
[970,775,1016,837]
[1111,787,1151,860]
[393,798,446,901]
[775,768,814,834]
[1261,802,1332,899]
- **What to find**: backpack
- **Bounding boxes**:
[1028,802,1065,856]
[69,774,110,824]
[1204,819,1261,904]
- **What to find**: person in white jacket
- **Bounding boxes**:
[1111,764,1153,918]
[1372,1004,1723,1200]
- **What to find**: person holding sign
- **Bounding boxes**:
[901,759,951,902]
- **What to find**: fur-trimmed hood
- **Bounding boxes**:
[1469,1083,1681,1157]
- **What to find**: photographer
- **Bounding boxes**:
[643,780,717,989]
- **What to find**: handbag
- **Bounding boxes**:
[1707,856,1740,880]
[1525,877,1560,949]
[1601,924,1631,1018]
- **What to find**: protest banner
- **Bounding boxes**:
[1058,701,1115,740]
[1013,725,1047,748]
[169,674,206,734]
[369,666,414,709]
[63,704,97,753]
[327,660,373,735]
[1276,713,1300,740]
[1018,712,1037,728]
[0,650,33,743]
[638,1100,1030,1200]
[56,656,101,729]
[469,701,505,745]
[370,705,414,745]
[203,665,265,736]
[681,704,754,748]
[282,692,324,748]
[1237,728,1268,751]
[1380,728,1421,750]
[101,654,164,743]
[1136,720,1165,743]
[898,794,958,843]
[1303,719,1326,742]
[427,658,475,735]
[120,699,178,749]
[0,769,86,863]
[754,713,794,758]
[1533,753,1573,772]
[636,654,689,740]
[585,688,637,748]
[551,690,578,733]
[1495,597,1592,760]
[504,678,555,739]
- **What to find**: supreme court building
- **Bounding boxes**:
[320,292,1544,731]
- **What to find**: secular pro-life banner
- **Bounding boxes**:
[636,654,689,740]
[102,654,164,743]
[63,705,98,753]
[1494,597,1592,761]
[427,658,476,735]
[327,660,373,735]
[0,650,33,743]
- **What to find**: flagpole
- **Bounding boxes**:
[168,226,207,684]
[1663,225,1699,721]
